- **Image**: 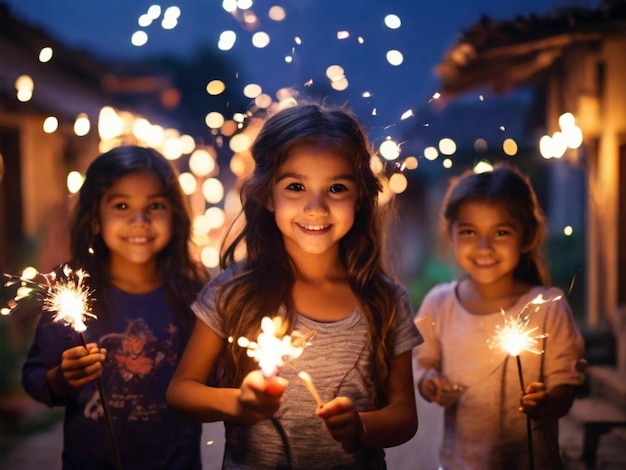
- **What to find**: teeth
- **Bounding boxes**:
[301,224,328,231]
[475,258,494,266]
[127,237,148,243]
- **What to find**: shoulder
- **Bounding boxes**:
[526,285,570,310]
[420,281,457,308]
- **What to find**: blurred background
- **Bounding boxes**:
[1,0,625,468]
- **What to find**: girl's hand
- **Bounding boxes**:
[238,370,288,425]
[420,373,463,408]
[59,343,106,390]
[519,382,550,418]
[316,397,363,454]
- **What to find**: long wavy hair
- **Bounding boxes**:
[68,145,209,337]
[218,103,399,404]
[440,164,549,286]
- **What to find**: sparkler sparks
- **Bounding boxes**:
[3,264,121,469]
[236,316,313,377]
[3,264,96,332]
[488,293,560,357]
[42,266,95,332]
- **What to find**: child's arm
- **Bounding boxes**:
[46,343,106,399]
[316,350,417,453]
[519,382,576,420]
[166,318,287,424]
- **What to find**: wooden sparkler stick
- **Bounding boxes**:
[80,333,123,470]
[298,371,324,407]
[516,354,535,470]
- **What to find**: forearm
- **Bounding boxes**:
[166,379,242,422]
[46,366,73,400]
[359,400,417,449]
[545,384,575,419]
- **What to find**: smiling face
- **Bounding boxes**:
[95,171,173,274]
[451,199,526,290]
[268,146,359,261]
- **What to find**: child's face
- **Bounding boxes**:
[450,200,525,287]
[268,146,358,260]
[95,171,173,272]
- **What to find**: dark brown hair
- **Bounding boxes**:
[440,164,549,286]
[218,103,399,404]
[68,145,209,336]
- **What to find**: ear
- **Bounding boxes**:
[91,219,100,234]
[266,197,274,212]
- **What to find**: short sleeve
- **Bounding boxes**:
[190,269,235,338]
[392,284,424,356]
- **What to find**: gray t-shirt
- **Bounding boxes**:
[192,268,423,469]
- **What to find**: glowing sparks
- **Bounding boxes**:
[237,316,313,377]
[488,294,561,356]
[3,264,96,332]
[490,315,544,356]
[43,266,95,332]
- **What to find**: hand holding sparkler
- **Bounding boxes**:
[315,396,363,454]
[236,370,288,425]
[234,316,314,422]
[49,343,106,395]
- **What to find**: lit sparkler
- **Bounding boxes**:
[236,316,324,406]
[42,265,96,332]
[3,265,95,326]
[236,316,312,377]
[488,293,561,470]
[298,371,324,407]
[2,264,122,470]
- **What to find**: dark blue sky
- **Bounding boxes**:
[4,0,599,142]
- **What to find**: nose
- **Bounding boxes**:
[130,209,150,226]
[304,192,329,216]
[476,235,491,250]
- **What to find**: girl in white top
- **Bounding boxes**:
[414,164,585,470]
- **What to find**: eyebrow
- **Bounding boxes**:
[276,171,357,182]
[103,192,166,202]
[455,221,516,228]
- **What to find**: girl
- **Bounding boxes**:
[22,145,210,469]
[414,164,585,469]
[167,103,423,469]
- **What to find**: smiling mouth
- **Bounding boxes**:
[473,258,496,267]
[125,236,150,243]
[297,223,330,232]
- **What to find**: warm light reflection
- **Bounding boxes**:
[39,47,53,62]
[67,171,84,194]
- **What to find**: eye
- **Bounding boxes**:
[149,201,168,210]
[458,228,474,236]
[112,202,128,210]
[286,182,305,192]
[495,229,511,237]
[329,183,348,193]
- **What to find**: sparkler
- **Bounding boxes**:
[236,316,324,406]
[298,371,324,407]
[488,293,561,470]
[2,264,122,470]
[236,316,312,378]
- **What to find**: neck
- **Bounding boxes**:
[107,260,162,294]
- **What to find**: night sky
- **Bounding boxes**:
[3,0,598,138]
